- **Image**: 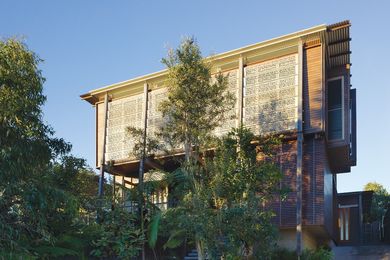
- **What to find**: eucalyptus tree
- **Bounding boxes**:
[0,39,95,257]
[157,37,235,259]
[160,37,235,162]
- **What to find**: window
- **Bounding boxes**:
[339,207,350,241]
[150,187,168,210]
[328,77,344,140]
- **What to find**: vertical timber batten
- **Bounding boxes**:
[139,82,149,193]
[237,55,244,127]
[98,93,109,199]
[296,40,304,256]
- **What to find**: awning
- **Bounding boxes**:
[326,20,351,69]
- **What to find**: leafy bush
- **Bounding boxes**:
[90,208,144,259]
[302,247,333,260]
[271,247,333,260]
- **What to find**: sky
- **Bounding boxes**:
[1,0,389,193]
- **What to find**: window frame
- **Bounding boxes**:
[327,76,345,141]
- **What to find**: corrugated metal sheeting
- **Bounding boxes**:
[326,20,351,68]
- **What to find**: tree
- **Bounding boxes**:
[147,38,283,259]
[364,182,390,223]
[0,38,145,259]
[203,128,283,258]
[159,128,283,259]
[0,38,73,255]
[0,39,114,258]
[157,37,235,259]
[160,36,235,161]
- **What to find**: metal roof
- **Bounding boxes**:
[326,20,351,68]
[81,21,352,104]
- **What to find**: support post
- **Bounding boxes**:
[112,175,116,210]
[121,176,125,204]
[296,40,304,257]
[139,83,149,260]
[98,92,109,221]
[359,193,363,244]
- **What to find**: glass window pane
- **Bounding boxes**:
[345,209,350,241]
[329,79,342,110]
[340,209,344,240]
[329,109,342,140]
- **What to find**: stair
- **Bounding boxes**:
[183,249,221,260]
[184,249,198,260]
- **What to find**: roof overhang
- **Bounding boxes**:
[325,20,351,69]
[81,20,352,105]
[80,23,332,105]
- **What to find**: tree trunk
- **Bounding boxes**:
[196,240,205,260]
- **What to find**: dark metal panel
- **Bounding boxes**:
[350,89,357,165]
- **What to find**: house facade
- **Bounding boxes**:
[81,20,357,251]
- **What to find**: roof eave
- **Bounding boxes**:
[81,23,328,105]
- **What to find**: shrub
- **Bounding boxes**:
[271,247,333,260]
[90,209,144,259]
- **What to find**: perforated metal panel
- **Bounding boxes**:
[105,93,144,161]
[213,69,239,136]
[243,54,299,135]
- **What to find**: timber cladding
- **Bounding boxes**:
[270,137,328,229]
[303,44,323,133]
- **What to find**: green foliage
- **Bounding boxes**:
[0,38,112,258]
[271,247,333,260]
[0,38,75,255]
[160,36,235,160]
[148,211,162,248]
[302,247,333,260]
[364,182,390,222]
[205,128,283,259]
[90,208,144,259]
[271,248,296,260]
[158,128,283,259]
[147,37,285,258]
[51,155,104,218]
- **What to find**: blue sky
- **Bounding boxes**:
[1,0,389,192]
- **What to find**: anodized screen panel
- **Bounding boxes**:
[147,87,168,148]
[243,54,298,135]
[105,93,144,161]
[213,69,239,137]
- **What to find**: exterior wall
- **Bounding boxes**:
[278,140,298,228]
[270,40,332,231]
[303,137,325,226]
[271,137,330,229]
[323,152,334,236]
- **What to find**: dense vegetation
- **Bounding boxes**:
[364,182,390,223]
[0,38,333,259]
[0,39,143,259]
